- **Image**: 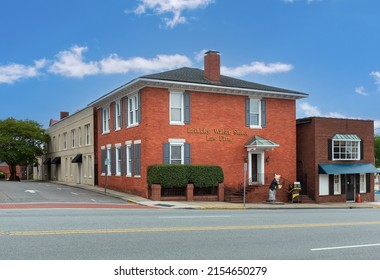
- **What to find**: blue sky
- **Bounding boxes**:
[1,0,379,132]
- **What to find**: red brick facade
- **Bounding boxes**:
[93,52,306,202]
[296,117,376,203]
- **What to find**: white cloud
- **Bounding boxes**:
[221,61,293,77]
[355,86,369,96]
[375,120,380,132]
[194,49,208,62]
[48,45,100,78]
[0,59,46,84]
[298,102,347,118]
[100,53,192,74]
[133,0,214,28]
[370,71,380,91]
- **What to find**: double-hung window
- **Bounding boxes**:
[249,99,261,127]
[102,106,110,133]
[128,94,139,127]
[115,100,122,130]
[115,145,122,176]
[246,97,266,128]
[170,143,184,165]
[63,133,67,150]
[71,129,75,148]
[126,143,133,176]
[85,124,90,145]
[333,175,341,194]
[170,92,183,124]
[106,146,112,175]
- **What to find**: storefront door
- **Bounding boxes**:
[346,174,355,201]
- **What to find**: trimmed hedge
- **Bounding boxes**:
[0,171,5,179]
[147,164,224,189]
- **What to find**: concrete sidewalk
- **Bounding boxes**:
[62,182,380,210]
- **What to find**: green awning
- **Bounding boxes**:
[332,134,361,141]
[245,136,280,151]
[318,163,378,175]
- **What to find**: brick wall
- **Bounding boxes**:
[97,87,298,202]
[297,117,375,202]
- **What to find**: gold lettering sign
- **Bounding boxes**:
[187,127,248,143]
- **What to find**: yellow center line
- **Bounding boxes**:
[3,221,380,236]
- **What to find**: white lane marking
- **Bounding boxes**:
[159,215,231,219]
[90,199,97,202]
[70,192,78,195]
[24,190,38,194]
[311,243,380,251]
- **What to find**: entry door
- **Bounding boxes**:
[251,154,258,183]
[346,174,355,201]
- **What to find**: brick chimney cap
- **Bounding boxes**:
[205,50,220,55]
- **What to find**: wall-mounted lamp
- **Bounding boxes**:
[265,156,270,163]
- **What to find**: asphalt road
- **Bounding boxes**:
[1,207,380,260]
[0,181,129,204]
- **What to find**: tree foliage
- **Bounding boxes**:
[375,135,380,168]
[0,118,50,180]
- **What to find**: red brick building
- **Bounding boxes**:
[296,117,378,203]
[89,51,307,202]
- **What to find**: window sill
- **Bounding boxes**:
[127,123,139,129]
[170,122,185,126]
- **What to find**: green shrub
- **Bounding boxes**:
[0,171,5,179]
[147,164,224,188]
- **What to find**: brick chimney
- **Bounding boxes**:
[60,112,69,120]
[204,50,220,82]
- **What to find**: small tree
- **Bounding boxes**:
[375,135,380,168]
[0,118,50,181]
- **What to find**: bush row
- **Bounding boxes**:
[147,164,224,189]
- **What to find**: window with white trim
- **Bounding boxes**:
[115,100,122,130]
[126,143,132,176]
[63,133,67,150]
[102,106,110,133]
[249,99,261,127]
[360,174,366,193]
[85,124,91,145]
[170,143,184,164]
[334,174,341,194]
[78,127,82,147]
[170,92,183,124]
[71,129,76,148]
[333,140,360,160]
[128,94,139,126]
[115,145,122,176]
[106,146,112,175]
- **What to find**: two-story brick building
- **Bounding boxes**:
[88,51,307,202]
[296,117,378,203]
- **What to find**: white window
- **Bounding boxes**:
[249,99,261,127]
[115,100,122,130]
[85,124,91,145]
[52,136,56,152]
[71,129,75,148]
[360,174,366,193]
[106,146,112,175]
[78,127,82,147]
[115,145,122,176]
[102,106,110,133]
[126,143,132,176]
[70,157,73,177]
[319,175,329,196]
[170,92,183,124]
[334,174,341,194]
[128,94,139,126]
[170,144,184,164]
[332,137,360,160]
[63,133,67,150]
